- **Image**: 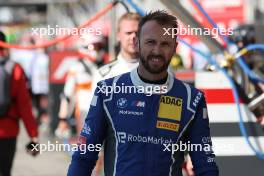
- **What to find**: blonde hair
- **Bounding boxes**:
[117,12,141,32]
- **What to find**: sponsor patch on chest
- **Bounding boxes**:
[158,95,182,121]
[156,120,180,132]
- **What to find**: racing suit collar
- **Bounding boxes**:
[117,54,139,63]
[130,68,174,94]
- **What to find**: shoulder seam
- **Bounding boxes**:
[98,60,118,77]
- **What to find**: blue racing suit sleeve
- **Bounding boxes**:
[67,82,107,176]
[187,94,219,176]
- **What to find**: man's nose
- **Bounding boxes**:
[130,32,136,40]
[152,44,162,55]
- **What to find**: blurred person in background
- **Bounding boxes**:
[28,38,50,131]
[0,31,39,176]
[30,47,49,130]
[79,34,109,66]
[10,36,50,129]
[94,12,141,81]
[55,33,108,139]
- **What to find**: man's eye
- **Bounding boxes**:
[146,40,155,45]
[162,43,170,47]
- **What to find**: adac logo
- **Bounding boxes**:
[131,101,145,108]
[160,96,182,106]
[158,96,183,121]
[117,98,128,108]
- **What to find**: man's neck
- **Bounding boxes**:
[137,65,168,82]
[120,49,137,61]
[138,70,167,84]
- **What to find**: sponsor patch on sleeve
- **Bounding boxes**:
[77,135,87,145]
[82,123,91,135]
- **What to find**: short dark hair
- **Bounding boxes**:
[0,31,6,42]
[138,10,178,38]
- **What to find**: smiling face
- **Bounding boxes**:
[137,20,177,74]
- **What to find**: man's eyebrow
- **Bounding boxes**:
[144,39,156,43]
[161,40,170,44]
[124,29,137,33]
[125,31,135,34]
[144,38,155,41]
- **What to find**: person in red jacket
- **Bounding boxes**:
[0,31,39,176]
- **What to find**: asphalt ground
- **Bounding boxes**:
[12,124,70,176]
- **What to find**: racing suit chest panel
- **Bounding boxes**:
[151,86,195,175]
[101,74,195,176]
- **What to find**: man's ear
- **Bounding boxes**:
[174,41,178,51]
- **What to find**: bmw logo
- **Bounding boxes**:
[117,98,128,108]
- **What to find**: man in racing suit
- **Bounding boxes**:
[67,10,219,176]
